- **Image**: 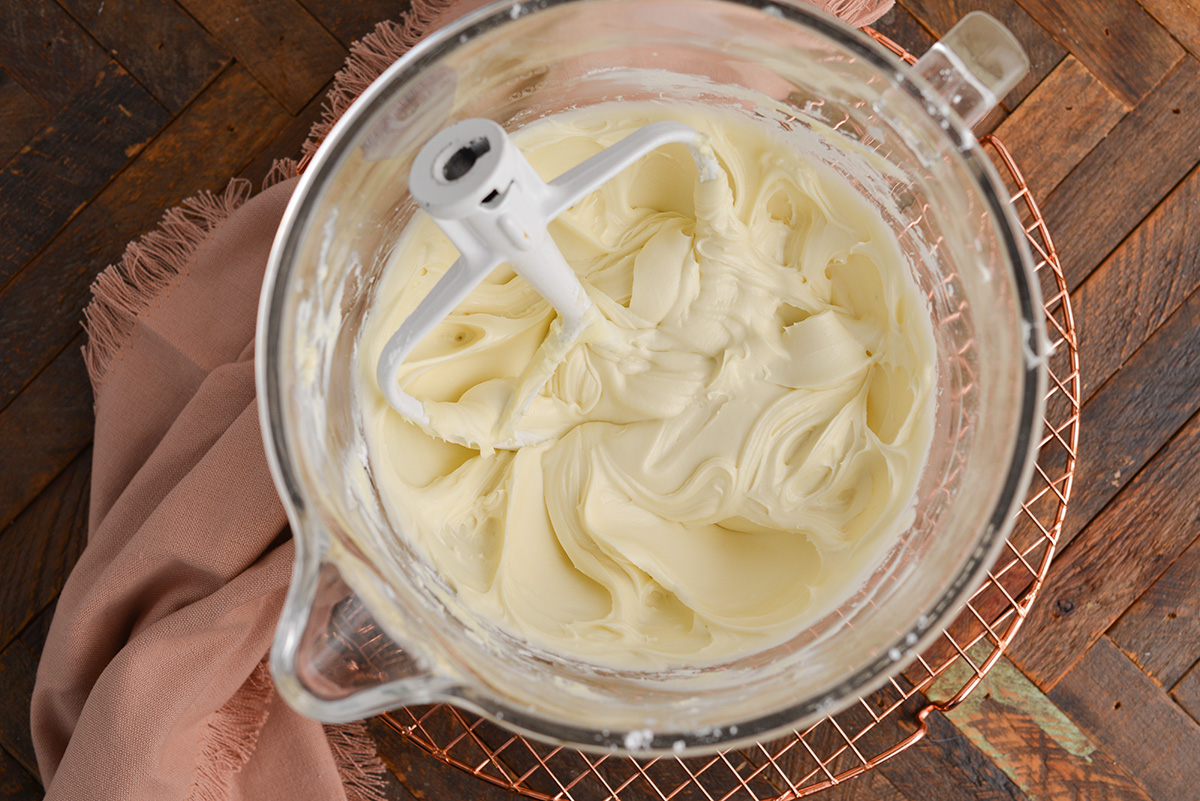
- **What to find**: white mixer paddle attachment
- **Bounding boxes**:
[377,117,719,451]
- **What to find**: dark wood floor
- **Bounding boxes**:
[2,0,1200,799]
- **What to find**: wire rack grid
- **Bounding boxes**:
[371,29,1081,801]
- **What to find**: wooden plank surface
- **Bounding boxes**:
[0,747,40,801]
[931,650,1153,801]
[1134,0,1200,64]
[1072,164,1200,402]
[0,64,167,289]
[1049,638,1200,801]
[175,0,347,114]
[1043,55,1200,291]
[235,86,328,187]
[298,0,408,46]
[871,2,936,54]
[1055,287,1200,549]
[1011,0,1182,106]
[822,771,907,801]
[0,603,55,781]
[2,1,1200,799]
[992,55,1125,205]
[0,0,109,110]
[0,339,92,534]
[0,449,89,652]
[878,711,1030,801]
[0,64,290,410]
[0,70,47,168]
[1010,408,1200,689]
[1172,663,1200,726]
[55,0,230,112]
[1110,533,1200,690]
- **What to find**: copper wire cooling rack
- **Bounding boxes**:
[375,30,1081,800]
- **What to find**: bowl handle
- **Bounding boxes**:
[912,12,1030,128]
[270,534,455,723]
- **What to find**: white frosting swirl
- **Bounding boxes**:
[358,103,935,668]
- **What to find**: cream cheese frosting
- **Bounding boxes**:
[357,102,936,669]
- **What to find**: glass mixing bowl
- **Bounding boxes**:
[257,0,1047,755]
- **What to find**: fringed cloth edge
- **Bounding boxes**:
[185,662,275,801]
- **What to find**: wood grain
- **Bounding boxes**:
[0,70,46,168]
[788,692,1032,801]
[366,718,502,801]
[878,710,1031,801]
[765,692,913,798]
[0,342,92,534]
[0,603,55,783]
[235,85,329,187]
[873,3,937,55]
[0,747,40,801]
[931,649,1153,801]
[1009,407,1200,689]
[1049,637,1200,801]
[1137,0,1200,63]
[18,601,55,659]
[993,56,1125,205]
[1109,534,1200,689]
[897,0,1066,109]
[176,0,347,114]
[1044,55,1200,291]
[0,0,108,110]
[1059,286,1200,548]
[1072,162,1200,402]
[55,0,230,112]
[1172,662,1200,726]
[297,0,407,47]
[0,449,89,653]
[822,769,907,801]
[0,64,290,410]
[0,64,167,290]
[1012,0,1182,106]
[0,641,42,780]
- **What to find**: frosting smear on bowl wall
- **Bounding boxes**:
[357,102,936,669]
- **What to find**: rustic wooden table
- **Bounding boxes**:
[2,0,1199,798]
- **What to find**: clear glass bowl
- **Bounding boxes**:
[257,0,1047,755]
